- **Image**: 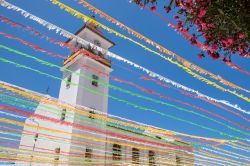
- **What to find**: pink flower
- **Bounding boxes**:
[212,44,218,50]
[222,58,228,62]
[174,15,179,19]
[227,38,234,45]
[185,0,192,7]
[197,53,205,59]
[175,0,183,7]
[177,20,183,29]
[190,35,197,45]
[200,23,208,30]
[208,52,220,60]
[198,9,207,18]
[164,6,171,13]
[239,34,244,39]
[182,28,189,33]
[149,6,156,11]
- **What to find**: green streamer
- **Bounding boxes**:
[0,45,249,137]
[0,55,247,141]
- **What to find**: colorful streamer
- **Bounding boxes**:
[79,0,250,77]
[0,31,249,131]
[1,92,249,163]
[48,0,250,99]
[0,59,248,141]
[0,97,248,165]
[0,81,235,144]
[1,44,250,137]
[143,6,250,75]
[0,6,248,114]
[0,104,246,165]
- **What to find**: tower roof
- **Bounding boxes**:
[66,15,115,47]
[85,15,103,36]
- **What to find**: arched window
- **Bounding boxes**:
[54,147,60,161]
[60,108,66,121]
[176,156,182,165]
[66,74,71,89]
[112,144,122,160]
[91,75,99,87]
[148,150,156,166]
[85,148,92,162]
[132,148,139,164]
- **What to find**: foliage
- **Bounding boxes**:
[132,0,250,61]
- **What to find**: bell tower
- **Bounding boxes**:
[58,16,115,114]
[18,16,115,166]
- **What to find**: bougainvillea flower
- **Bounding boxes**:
[198,9,207,18]
[164,6,171,13]
[197,53,205,59]
[149,6,157,11]
[239,34,244,39]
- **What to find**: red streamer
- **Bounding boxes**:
[144,7,250,76]
[0,105,192,151]
[0,30,249,130]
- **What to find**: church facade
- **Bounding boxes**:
[18,18,194,166]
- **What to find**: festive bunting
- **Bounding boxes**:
[78,0,250,76]
[0,32,249,132]
[0,1,249,165]
[49,0,250,96]
[0,81,236,144]
[1,1,250,103]
[0,16,248,117]
[0,98,247,165]
[0,58,248,142]
[0,92,247,165]
[2,92,249,164]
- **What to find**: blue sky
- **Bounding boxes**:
[0,0,249,144]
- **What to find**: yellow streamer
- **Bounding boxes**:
[0,117,186,154]
[77,0,250,94]
[0,82,232,144]
[49,0,250,103]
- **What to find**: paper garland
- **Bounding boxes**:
[0,57,248,142]
[0,94,248,165]
[0,81,237,144]
[51,0,250,95]
[79,0,250,77]
[0,96,249,165]
[2,92,249,163]
[0,32,249,131]
[0,4,248,115]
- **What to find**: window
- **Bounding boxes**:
[60,109,66,121]
[91,75,99,87]
[112,144,122,161]
[34,133,38,142]
[132,148,139,164]
[89,107,96,119]
[94,40,101,47]
[66,75,72,89]
[88,110,95,119]
[54,147,60,161]
[176,156,182,166]
[85,148,92,162]
[148,150,156,166]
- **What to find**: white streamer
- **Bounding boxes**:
[0,0,248,115]
[226,143,250,153]
[0,110,26,119]
[0,102,237,166]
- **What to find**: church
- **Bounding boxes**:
[18,17,194,165]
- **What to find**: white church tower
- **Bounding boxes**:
[17,16,194,166]
[59,15,114,112]
[18,16,115,165]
